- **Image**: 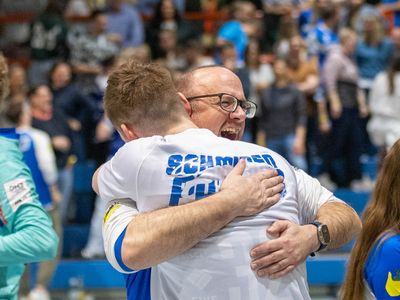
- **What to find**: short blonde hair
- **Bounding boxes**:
[104,60,187,135]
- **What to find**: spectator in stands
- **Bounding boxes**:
[68,9,119,94]
[28,0,68,87]
[338,0,382,35]
[0,52,58,300]
[257,58,308,170]
[368,53,400,156]
[29,85,74,224]
[243,38,274,143]
[219,42,251,99]
[307,2,339,67]
[356,15,394,97]
[306,2,339,140]
[274,14,299,58]
[216,0,257,65]
[341,138,400,300]
[298,0,331,39]
[7,64,29,105]
[6,100,61,300]
[49,61,96,161]
[323,28,368,188]
[392,27,400,56]
[146,0,201,60]
[104,0,145,48]
[286,35,322,175]
[154,28,186,72]
[355,14,394,156]
[262,0,301,53]
[180,39,214,71]
[0,0,47,51]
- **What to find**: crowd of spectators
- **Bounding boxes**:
[1,0,400,297]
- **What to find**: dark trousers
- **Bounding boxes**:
[324,108,363,187]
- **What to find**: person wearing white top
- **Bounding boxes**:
[94,61,361,299]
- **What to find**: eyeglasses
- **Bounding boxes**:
[186,93,257,119]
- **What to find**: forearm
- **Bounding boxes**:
[122,190,238,270]
[295,125,306,143]
[316,201,362,250]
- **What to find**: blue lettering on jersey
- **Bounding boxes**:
[166,153,285,206]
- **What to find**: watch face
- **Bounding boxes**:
[319,224,331,245]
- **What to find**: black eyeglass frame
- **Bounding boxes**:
[186,93,257,119]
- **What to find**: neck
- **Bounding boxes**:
[164,118,197,135]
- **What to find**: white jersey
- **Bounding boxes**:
[99,128,316,299]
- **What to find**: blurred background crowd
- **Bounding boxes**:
[0,0,400,298]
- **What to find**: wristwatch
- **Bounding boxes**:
[309,221,330,256]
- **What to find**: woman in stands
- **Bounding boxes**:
[341,138,400,299]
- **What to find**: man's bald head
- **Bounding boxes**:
[176,65,242,98]
[0,53,9,107]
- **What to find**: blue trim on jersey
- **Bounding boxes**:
[125,269,151,300]
[19,132,52,208]
[114,227,135,273]
[0,128,18,140]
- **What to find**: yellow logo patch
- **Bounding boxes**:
[103,203,121,224]
[386,272,400,296]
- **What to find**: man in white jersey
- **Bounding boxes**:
[100,63,361,292]
[96,62,358,298]
[96,61,310,299]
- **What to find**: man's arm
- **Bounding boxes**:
[101,160,284,271]
[250,170,362,278]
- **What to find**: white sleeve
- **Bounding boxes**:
[31,129,58,185]
[103,198,139,274]
[97,145,139,203]
[295,169,344,224]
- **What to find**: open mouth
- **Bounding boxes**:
[221,129,239,140]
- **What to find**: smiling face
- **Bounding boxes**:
[187,67,247,140]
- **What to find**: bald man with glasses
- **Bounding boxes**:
[99,65,361,300]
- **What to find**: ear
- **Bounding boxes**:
[177,92,192,116]
[120,123,139,142]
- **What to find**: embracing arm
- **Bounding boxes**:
[315,200,361,250]
[250,169,361,278]
[102,160,284,271]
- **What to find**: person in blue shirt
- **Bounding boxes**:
[342,138,400,299]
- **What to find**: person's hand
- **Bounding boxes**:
[292,137,305,156]
[250,221,319,278]
[330,99,342,119]
[318,119,331,134]
[52,135,71,152]
[359,103,369,118]
[220,159,284,217]
[50,185,62,204]
[68,118,81,131]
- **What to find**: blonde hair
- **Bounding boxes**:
[104,60,187,136]
[341,139,400,299]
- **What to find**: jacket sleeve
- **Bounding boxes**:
[0,202,58,266]
[0,137,58,266]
